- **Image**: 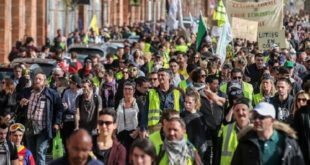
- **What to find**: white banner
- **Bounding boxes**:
[232,17,258,42]
[226,0,283,30]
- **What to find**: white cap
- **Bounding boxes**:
[253,102,275,119]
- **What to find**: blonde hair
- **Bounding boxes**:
[259,79,277,97]
[185,88,201,110]
[293,90,310,115]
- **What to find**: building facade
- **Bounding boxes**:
[0,0,208,63]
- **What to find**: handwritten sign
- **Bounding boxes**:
[258,29,286,50]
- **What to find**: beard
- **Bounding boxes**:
[33,83,44,92]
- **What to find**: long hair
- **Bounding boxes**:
[2,78,15,95]
[259,79,277,97]
[185,87,201,110]
[293,90,310,116]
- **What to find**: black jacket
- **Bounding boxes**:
[270,95,294,124]
[294,104,310,164]
[244,64,264,94]
[231,121,305,165]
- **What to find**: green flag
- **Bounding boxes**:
[196,14,207,51]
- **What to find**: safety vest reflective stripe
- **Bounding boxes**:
[219,123,238,165]
[148,89,181,126]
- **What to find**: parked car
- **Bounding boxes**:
[0,65,14,82]
[10,58,57,77]
[67,44,106,64]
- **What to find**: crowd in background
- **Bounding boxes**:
[0,9,309,165]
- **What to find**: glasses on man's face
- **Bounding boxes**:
[98,120,114,126]
[252,113,270,120]
[233,76,242,80]
[149,78,158,81]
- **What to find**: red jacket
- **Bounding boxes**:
[92,137,127,165]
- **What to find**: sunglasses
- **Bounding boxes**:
[98,120,114,126]
[10,123,25,133]
[233,76,242,80]
[252,113,269,120]
[297,98,307,102]
[200,74,206,78]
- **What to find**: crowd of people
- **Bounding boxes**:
[0,9,309,165]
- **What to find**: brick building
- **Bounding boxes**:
[0,0,208,64]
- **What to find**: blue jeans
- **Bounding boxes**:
[26,132,49,165]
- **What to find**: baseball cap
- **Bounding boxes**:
[70,74,82,87]
[253,102,275,119]
[284,60,294,69]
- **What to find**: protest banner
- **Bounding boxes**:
[258,29,286,50]
[226,0,283,30]
[231,17,258,42]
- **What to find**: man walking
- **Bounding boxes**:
[231,102,304,165]
[23,72,63,165]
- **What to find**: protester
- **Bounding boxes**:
[9,123,35,165]
[23,72,63,165]
[116,81,140,151]
[231,102,305,165]
[215,97,250,165]
[75,79,102,134]
[181,88,208,163]
[92,109,126,165]
[49,129,103,165]
[140,68,184,136]
[0,123,18,165]
[61,74,83,144]
[130,138,157,165]
[157,117,202,165]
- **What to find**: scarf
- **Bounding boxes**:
[163,138,192,165]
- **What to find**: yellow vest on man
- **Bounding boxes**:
[218,123,239,165]
[219,81,253,104]
[148,89,181,127]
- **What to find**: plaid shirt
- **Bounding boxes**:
[27,90,47,130]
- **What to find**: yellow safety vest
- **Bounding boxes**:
[115,72,123,80]
[149,131,163,155]
[219,82,253,104]
[143,43,151,53]
[218,123,239,165]
[179,80,188,93]
[92,76,100,87]
[159,154,193,165]
[163,51,170,69]
[175,45,189,53]
[253,93,264,106]
[148,89,181,127]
